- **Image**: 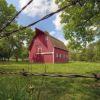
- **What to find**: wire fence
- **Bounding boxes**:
[0,0,82,38]
[0,0,34,33]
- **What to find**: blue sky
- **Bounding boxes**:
[6,0,67,44]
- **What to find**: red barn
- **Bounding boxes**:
[29,28,69,63]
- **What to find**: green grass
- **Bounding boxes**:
[0,62,100,100]
[0,61,100,74]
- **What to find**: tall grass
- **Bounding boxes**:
[0,75,100,100]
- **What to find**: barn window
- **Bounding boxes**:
[64,55,66,59]
[38,48,42,53]
[56,53,58,58]
[63,55,65,58]
[61,54,62,58]
[59,54,61,58]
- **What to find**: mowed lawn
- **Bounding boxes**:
[0,61,100,74]
[0,62,100,100]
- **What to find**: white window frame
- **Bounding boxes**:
[37,47,42,53]
[59,54,61,58]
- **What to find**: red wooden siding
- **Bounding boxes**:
[54,47,68,63]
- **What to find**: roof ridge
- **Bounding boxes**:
[44,32,64,44]
[35,28,67,51]
[50,35,64,44]
[43,31,67,51]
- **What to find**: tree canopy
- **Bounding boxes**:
[0,0,34,61]
[56,0,100,48]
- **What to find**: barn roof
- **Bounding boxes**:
[29,28,68,51]
[44,32,67,51]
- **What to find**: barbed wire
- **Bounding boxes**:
[0,0,34,33]
[0,69,100,80]
[0,0,81,38]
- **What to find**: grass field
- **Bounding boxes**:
[0,61,100,73]
[0,62,100,100]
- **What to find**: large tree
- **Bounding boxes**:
[56,0,100,48]
[0,0,17,34]
[0,0,17,61]
[13,27,34,62]
[0,0,34,61]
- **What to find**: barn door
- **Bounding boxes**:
[35,54,44,63]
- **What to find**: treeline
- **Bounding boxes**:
[69,40,100,62]
[0,29,34,62]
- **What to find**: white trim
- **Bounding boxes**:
[35,49,55,64]
[53,48,54,64]
[35,52,53,55]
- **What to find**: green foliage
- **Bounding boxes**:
[56,0,100,48]
[13,27,34,61]
[0,0,17,32]
[0,38,13,60]
[69,40,100,62]
[0,0,35,61]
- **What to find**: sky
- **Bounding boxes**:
[6,0,68,44]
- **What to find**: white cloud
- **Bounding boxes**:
[89,26,97,31]
[23,40,27,47]
[18,0,58,17]
[63,40,69,45]
[49,31,56,36]
[53,13,63,31]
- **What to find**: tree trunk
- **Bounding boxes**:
[8,58,10,61]
[21,58,24,62]
[15,56,18,62]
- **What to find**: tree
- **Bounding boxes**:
[13,27,34,62]
[0,0,35,62]
[68,39,100,62]
[0,0,17,34]
[92,39,100,61]
[0,0,18,61]
[19,47,28,61]
[56,0,100,48]
[86,43,95,61]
